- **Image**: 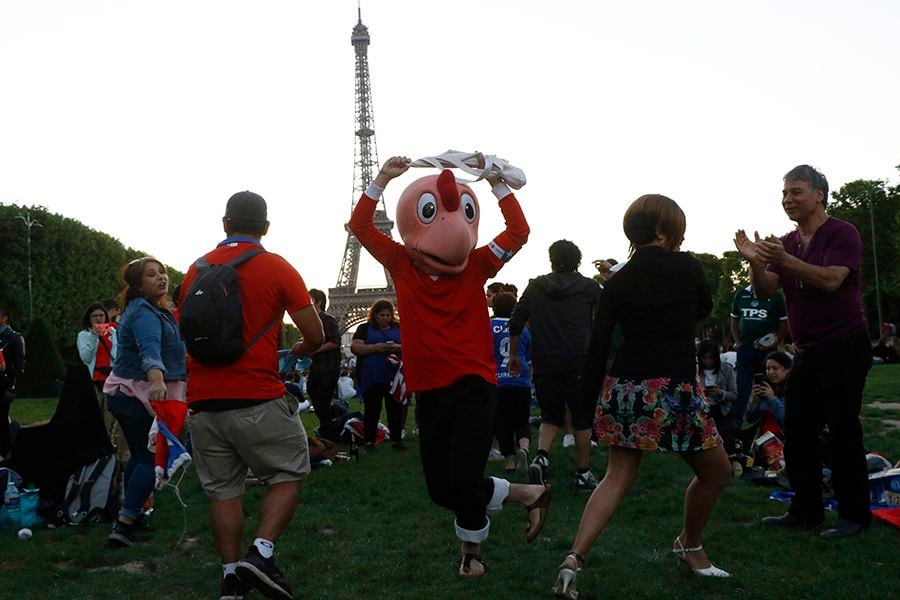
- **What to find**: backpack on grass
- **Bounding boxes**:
[179,248,276,363]
[63,454,122,525]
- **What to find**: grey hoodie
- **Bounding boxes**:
[508,272,601,375]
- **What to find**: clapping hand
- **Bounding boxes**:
[733,229,763,262]
[755,238,789,266]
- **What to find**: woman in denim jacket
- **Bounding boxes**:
[103,256,186,548]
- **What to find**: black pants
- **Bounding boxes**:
[496,386,532,456]
[307,371,340,441]
[418,376,496,532]
[784,329,872,525]
[363,383,404,445]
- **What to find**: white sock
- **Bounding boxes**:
[223,562,238,577]
[253,538,275,559]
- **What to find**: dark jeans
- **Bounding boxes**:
[418,376,496,532]
[107,391,156,520]
[496,386,532,456]
[784,329,872,525]
[307,371,339,441]
[362,383,404,445]
[731,344,768,431]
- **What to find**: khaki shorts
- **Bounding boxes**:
[188,394,311,501]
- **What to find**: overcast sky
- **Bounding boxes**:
[2,0,898,295]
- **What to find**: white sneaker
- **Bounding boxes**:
[563,434,575,448]
[488,448,504,462]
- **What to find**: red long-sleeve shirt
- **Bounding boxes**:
[348,191,528,393]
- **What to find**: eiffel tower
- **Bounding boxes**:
[328,8,397,334]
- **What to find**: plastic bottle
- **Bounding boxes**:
[4,480,21,527]
[349,436,359,461]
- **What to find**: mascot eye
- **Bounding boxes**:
[461,193,477,223]
[417,193,437,223]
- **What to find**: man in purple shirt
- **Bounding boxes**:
[734,164,871,539]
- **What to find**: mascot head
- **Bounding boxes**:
[396,169,480,275]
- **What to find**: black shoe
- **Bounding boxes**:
[236,546,294,600]
[529,455,549,486]
[760,512,823,528]
[107,520,136,548]
[364,443,376,453]
[574,470,598,490]
[220,573,250,600]
[132,508,153,531]
[392,442,407,451]
[820,518,866,540]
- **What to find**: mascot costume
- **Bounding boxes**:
[348,152,551,577]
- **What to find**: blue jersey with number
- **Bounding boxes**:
[491,317,531,388]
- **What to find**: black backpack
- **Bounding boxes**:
[179,248,277,363]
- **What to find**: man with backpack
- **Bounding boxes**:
[177,191,324,600]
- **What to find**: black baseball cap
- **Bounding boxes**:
[225,191,267,222]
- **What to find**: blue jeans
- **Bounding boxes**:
[107,391,155,520]
[731,344,768,430]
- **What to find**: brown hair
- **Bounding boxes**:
[622,194,686,256]
[367,299,399,327]
[117,257,169,310]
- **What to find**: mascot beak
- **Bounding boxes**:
[437,169,460,212]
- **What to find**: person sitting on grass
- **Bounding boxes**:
[744,351,791,441]
[697,339,737,446]
[872,323,899,364]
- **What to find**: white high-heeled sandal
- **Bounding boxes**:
[672,537,731,578]
[552,552,584,599]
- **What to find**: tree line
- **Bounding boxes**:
[1,170,897,395]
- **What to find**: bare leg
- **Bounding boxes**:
[538,423,560,452]
[674,445,732,570]
[507,482,546,505]
[507,482,548,531]
[210,496,244,563]
[573,429,592,470]
[459,541,485,577]
[570,446,643,558]
[256,480,301,542]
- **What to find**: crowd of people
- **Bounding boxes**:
[0,161,890,600]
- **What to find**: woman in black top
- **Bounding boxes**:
[553,195,733,599]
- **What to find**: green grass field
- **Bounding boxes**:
[5,365,900,600]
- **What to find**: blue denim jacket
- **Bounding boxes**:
[112,297,187,381]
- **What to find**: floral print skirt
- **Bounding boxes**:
[593,376,722,452]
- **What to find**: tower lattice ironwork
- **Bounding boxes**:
[328,9,397,334]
